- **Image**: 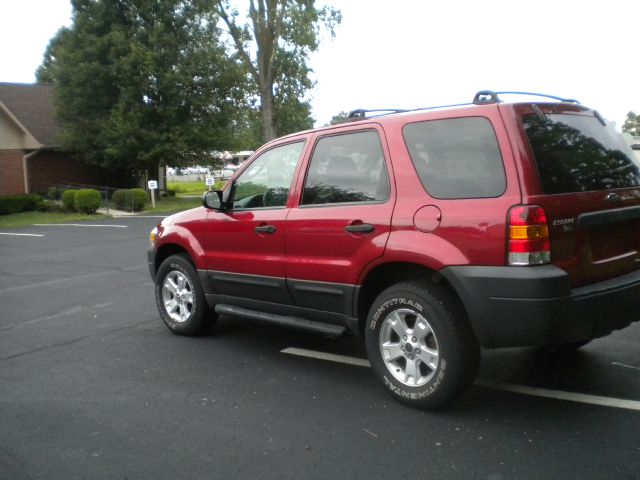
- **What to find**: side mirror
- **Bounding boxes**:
[203,190,226,210]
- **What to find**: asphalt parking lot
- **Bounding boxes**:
[1,215,639,480]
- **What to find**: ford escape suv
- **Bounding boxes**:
[148,91,640,408]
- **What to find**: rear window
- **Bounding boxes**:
[402,117,506,199]
[523,113,640,194]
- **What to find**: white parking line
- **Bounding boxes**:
[33,224,128,228]
[474,380,640,411]
[0,232,44,237]
[281,347,640,412]
[281,347,371,367]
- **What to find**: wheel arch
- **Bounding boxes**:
[356,262,471,336]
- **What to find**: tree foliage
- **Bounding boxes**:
[329,110,350,125]
[37,0,245,177]
[214,0,341,142]
[623,111,640,136]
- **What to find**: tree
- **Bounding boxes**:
[329,110,350,125]
[622,111,640,136]
[214,0,341,142]
[38,0,245,180]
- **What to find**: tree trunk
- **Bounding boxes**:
[260,82,277,142]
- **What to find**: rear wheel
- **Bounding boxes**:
[155,254,216,336]
[365,280,479,409]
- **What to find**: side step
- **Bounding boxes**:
[214,304,347,337]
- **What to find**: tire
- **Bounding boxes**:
[155,254,217,336]
[365,280,479,409]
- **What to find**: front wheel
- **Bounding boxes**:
[365,281,479,409]
[155,254,216,336]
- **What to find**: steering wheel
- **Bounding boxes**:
[262,187,289,207]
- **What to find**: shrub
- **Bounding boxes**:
[47,186,64,202]
[129,188,148,211]
[0,194,43,215]
[62,190,77,211]
[75,189,102,214]
[112,188,148,211]
[112,189,128,210]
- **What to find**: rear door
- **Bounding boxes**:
[514,104,640,286]
[284,127,394,315]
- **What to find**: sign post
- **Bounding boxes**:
[148,180,158,209]
[205,177,214,191]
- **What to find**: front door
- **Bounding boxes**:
[204,140,306,303]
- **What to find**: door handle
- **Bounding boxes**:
[344,223,375,234]
[255,224,276,234]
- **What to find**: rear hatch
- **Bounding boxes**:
[513,103,640,287]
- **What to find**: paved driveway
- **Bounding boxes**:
[1,217,639,479]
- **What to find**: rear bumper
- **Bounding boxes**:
[441,265,640,348]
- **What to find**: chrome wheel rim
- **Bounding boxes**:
[379,308,439,387]
[161,270,194,323]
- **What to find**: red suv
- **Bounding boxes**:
[148,91,640,408]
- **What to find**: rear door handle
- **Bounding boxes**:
[255,224,276,234]
[344,223,375,234]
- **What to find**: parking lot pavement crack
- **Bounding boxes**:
[2,266,148,293]
[0,306,87,331]
[0,319,155,362]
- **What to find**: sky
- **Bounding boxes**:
[1,0,638,129]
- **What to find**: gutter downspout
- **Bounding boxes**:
[23,150,40,194]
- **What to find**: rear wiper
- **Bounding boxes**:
[593,110,606,126]
[531,104,547,121]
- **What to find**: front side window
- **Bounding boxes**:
[301,130,389,205]
[403,117,506,199]
[233,141,304,209]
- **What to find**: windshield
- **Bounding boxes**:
[522,113,640,194]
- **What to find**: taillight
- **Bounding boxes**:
[507,205,550,266]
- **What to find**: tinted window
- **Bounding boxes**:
[233,141,304,209]
[403,117,506,199]
[523,113,640,194]
[301,131,389,205]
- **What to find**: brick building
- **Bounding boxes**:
[0,82,111,196]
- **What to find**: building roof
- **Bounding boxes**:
[0,82,60,147]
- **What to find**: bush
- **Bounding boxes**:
[0,194,43,215]
[62,190,77,211]
[47,186,64,202]
[112,188,148,211]
[75,189,102,214]
[129,188,148,211]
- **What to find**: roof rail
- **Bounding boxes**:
[473,90,580,105]
[347,108,408,120]
[342,90,581,122]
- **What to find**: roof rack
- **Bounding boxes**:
[348,108,408,120]
[342,90,581,122]
[472,90,580,105]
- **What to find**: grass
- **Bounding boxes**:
[0,196,205,228]
[143,196,203,213]
[168,181,226,196]
[0,211,100,228]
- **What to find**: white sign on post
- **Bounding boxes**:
[148,180,158,208]
[205,177,214,190]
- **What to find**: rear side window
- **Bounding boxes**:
[403,117,506,199]
[523,113,640,194]
[301,130,390,205]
